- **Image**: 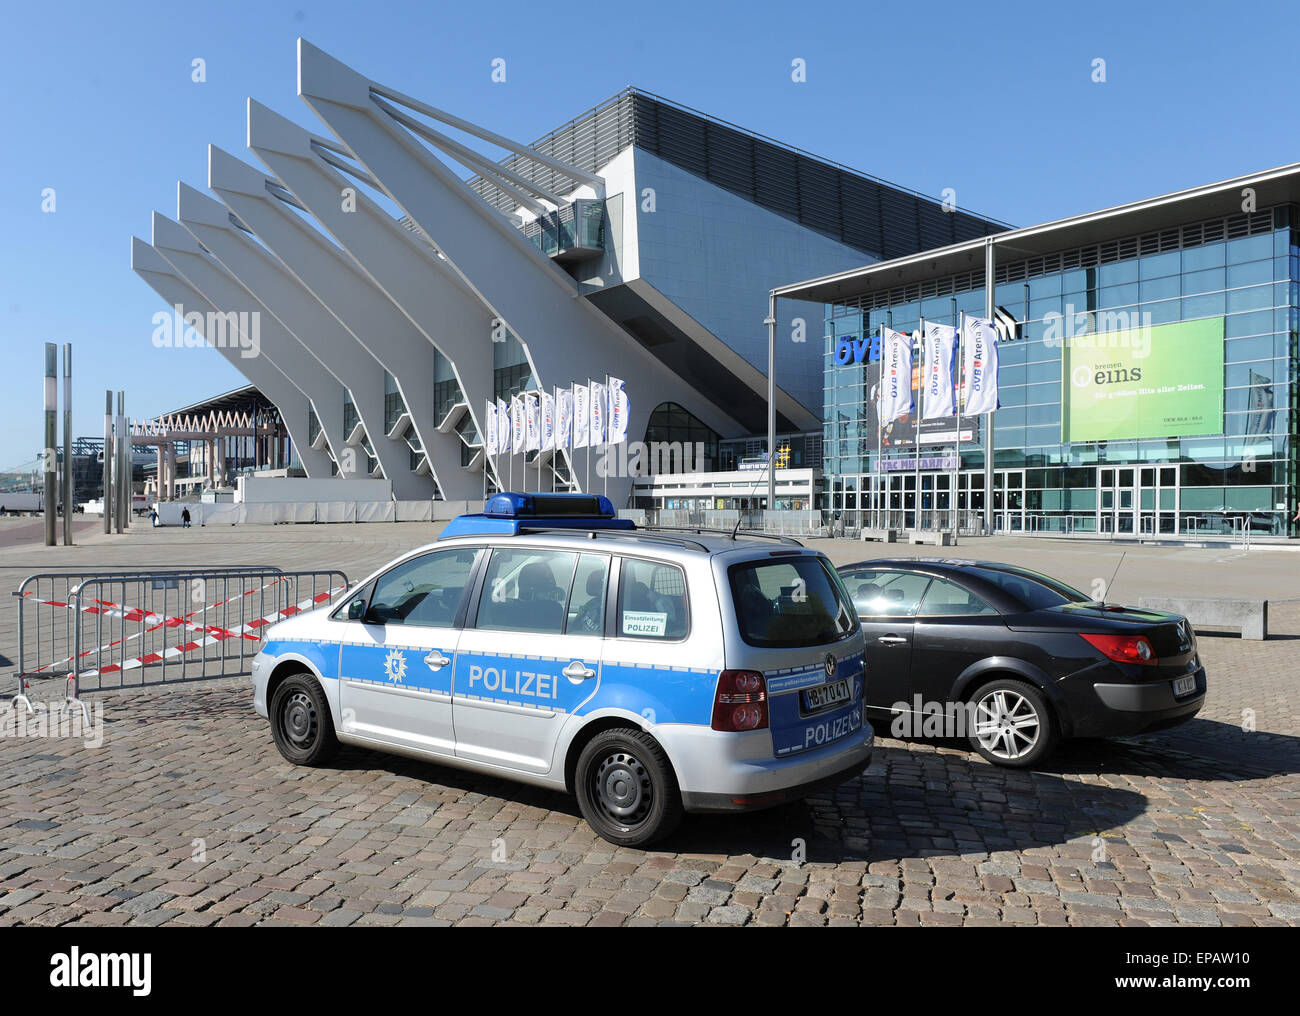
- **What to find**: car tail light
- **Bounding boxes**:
[1080,632,1159,667]
[712,670,768,731]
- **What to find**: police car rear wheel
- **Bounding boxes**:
[270,673,339,766]
[576,730,682,847]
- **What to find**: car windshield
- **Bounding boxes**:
[963,566,1088,610]
[729,556,857,648]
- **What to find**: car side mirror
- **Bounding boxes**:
[347,597,367,621]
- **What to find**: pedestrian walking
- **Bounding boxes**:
[181,507,191,529]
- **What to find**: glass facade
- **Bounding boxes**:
[644,402,720,471]
[383,370,405,433]
[824,206,1299,538]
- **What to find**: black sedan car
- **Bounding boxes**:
[836,558,1206,767]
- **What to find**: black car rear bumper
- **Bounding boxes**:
[1066,666,1206,737]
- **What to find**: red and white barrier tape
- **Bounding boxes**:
[20,582,345,679]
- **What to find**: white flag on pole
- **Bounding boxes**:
[496,398,510,454]
[484,401,498,455]
[511,395,525,454]
[962,316,1000,417]
[555,386,573,450]
[607,377,628,444]
[572,384,590,449]
[878,327,914,425]
[540,390,555,451]
[589,380,607,446]
[921,321,958,420]
[525,391,541,452]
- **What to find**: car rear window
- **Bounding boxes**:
[964,566,1087,610]
[728,556,856,648]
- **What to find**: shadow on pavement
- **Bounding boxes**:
[330,740,1149,864]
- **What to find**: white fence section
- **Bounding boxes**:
[152,500,437,526]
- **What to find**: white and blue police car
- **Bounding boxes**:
[250,493,872,846]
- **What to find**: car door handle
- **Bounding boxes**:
[424,651,451,671]
[877,635,908,645]
[562,660,596,681]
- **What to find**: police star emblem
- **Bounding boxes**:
[383,648,408,684]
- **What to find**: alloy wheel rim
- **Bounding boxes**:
[973,689,1040,760]
[593,751,652,826]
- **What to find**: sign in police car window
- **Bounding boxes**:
[617,559,687,639]
[476,549,578,635]
[367,549,477,627]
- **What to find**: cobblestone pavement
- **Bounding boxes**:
[1,523,1298,926]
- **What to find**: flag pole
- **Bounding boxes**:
[875,324,884,531]
[585,379,593,495]
[954,312,964,534]
[915,320,924,532]
[603,374,609,501]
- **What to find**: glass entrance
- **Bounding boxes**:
[993,470,1025,533]
[1097,465,1178,535]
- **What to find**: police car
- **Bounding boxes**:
[250,493,872,846]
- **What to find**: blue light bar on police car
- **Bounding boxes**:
[440,491,635,539]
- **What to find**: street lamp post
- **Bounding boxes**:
[764,296,777,517]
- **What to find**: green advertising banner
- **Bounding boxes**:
[1061,317,1224,443]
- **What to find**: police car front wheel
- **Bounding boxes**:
[270,672,340,767]
[575,729,683,847]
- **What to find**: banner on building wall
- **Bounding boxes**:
[1061,317,1224,443]
[863,360,981,449]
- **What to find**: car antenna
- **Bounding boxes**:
[732,447,778,540]
[1102,551,1126,606]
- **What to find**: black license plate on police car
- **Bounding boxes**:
[1172,675,1197,697]
[803,679,851,711]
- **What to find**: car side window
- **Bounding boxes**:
[476,548,578,635]
[846,570,930,617]
[366,548,478,627]
[917,576,998,616]
[566,554,610,636]
[617,558,688,640]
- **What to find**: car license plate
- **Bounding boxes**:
[803,678,851,711]
[1173,675,1197,697]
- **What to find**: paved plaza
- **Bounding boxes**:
[1,520,1298,926]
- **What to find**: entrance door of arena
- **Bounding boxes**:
[1097,465,1178,536]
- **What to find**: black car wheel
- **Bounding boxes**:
[968,678,1057,768]
[575,729,683,847]
[269,672,340,766]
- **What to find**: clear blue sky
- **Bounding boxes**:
[2,0,1297,470]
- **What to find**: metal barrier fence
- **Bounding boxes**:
[643,509,829,537]
[12,567,349,712]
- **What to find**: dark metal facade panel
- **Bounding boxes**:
[466,88,1009,258]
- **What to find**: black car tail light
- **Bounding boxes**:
[1079,632,1159,667]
